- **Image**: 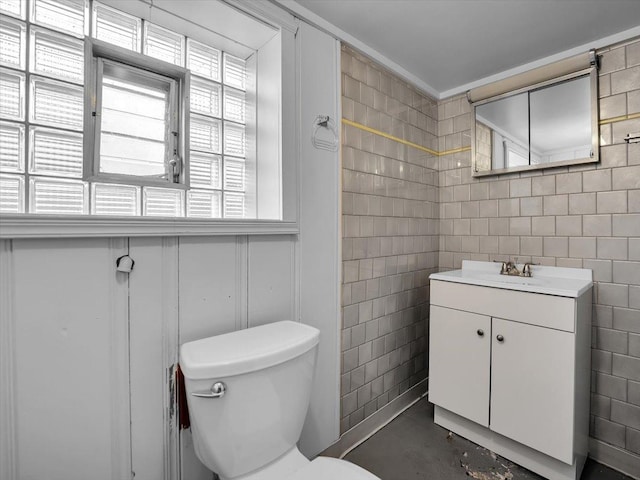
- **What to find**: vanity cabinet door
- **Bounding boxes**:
[429,305,491,427]
[490,318,575,464]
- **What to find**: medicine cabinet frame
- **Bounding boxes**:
[469,50,600,177]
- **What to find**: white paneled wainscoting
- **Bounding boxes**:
[0,236,300,479]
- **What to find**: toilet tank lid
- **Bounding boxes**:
[180,321,320,379]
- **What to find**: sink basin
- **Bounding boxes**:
[430,260,592,297]
[471,273,546,287]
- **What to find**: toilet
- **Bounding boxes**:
[180,320,380,480]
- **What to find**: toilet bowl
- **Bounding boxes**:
[180,320,380,480]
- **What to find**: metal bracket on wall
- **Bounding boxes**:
[624,133,640,144]
[312,115,339,151]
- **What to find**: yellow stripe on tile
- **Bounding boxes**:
[439,146,472,156]
[599,112,640,125]
[344,112,639,157]
[342,118,440,156]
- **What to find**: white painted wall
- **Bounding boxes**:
[176,235,298,479]
[0,17,342,480]
[296,22,342,457]
[1,238,131,480]
[129,237,180,480]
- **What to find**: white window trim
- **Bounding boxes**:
[0,215,298,238]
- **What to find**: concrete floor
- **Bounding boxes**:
[344,399,632,480]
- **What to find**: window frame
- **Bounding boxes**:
[0,0,299,238]
[83,37,190,189]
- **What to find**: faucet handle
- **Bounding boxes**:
[493,259,508,274]
[521,262,536,277]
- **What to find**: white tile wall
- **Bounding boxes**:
[340,46,437,433]
[438,38,640,456]
[340,35,639,461]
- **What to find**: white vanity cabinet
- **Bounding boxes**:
[429,306,490,427]
[428,261,592,480]
[490,317,575,464]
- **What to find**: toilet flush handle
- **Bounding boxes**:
[192,382,226,399]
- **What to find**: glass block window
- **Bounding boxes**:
[1,16,26,69]
[29,75,83,129]
[0,174,25,213]
[143,187,183,217]
[191,77,221,117]
[92,1,140,51]
[188,45,248,218]
[143,22,184,67]
[223,53,246,90]
[0,68,25,120]
[0,0,27,20]
[91,182,140,216]
[29,176,88,214]
[0,0,89,215]
[187,189,220,218]
[30,26,84,83]
[0,0,250,218]
[187,39,220,82]
[30,126,83,177]
[31,0,88,38]
[0,121,25,172]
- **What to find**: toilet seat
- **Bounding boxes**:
[287,457,381,480]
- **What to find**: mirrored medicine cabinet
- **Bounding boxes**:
[469,50,600,177]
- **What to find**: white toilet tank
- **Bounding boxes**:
[180,321,320,479]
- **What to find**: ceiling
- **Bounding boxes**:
[290,0,640,98]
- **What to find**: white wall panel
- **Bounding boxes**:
[297,22,341,456]
[129,237,180,480]
[1,232,301,479]
[178,236,246,344]
[9,238,129,480]
[0,240,17,480]
[247,235,296,327]
[178,236,249,480]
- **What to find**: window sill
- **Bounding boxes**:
[0,215,298,239]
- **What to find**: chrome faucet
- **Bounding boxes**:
[496,258,535,277]
[495,260,511,275]
[496,259,518,275]
[504,261,521,276]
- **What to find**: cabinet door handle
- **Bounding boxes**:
[477,329,484,337]
[496,334,504,343]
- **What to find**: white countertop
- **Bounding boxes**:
[429,260,593,298]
